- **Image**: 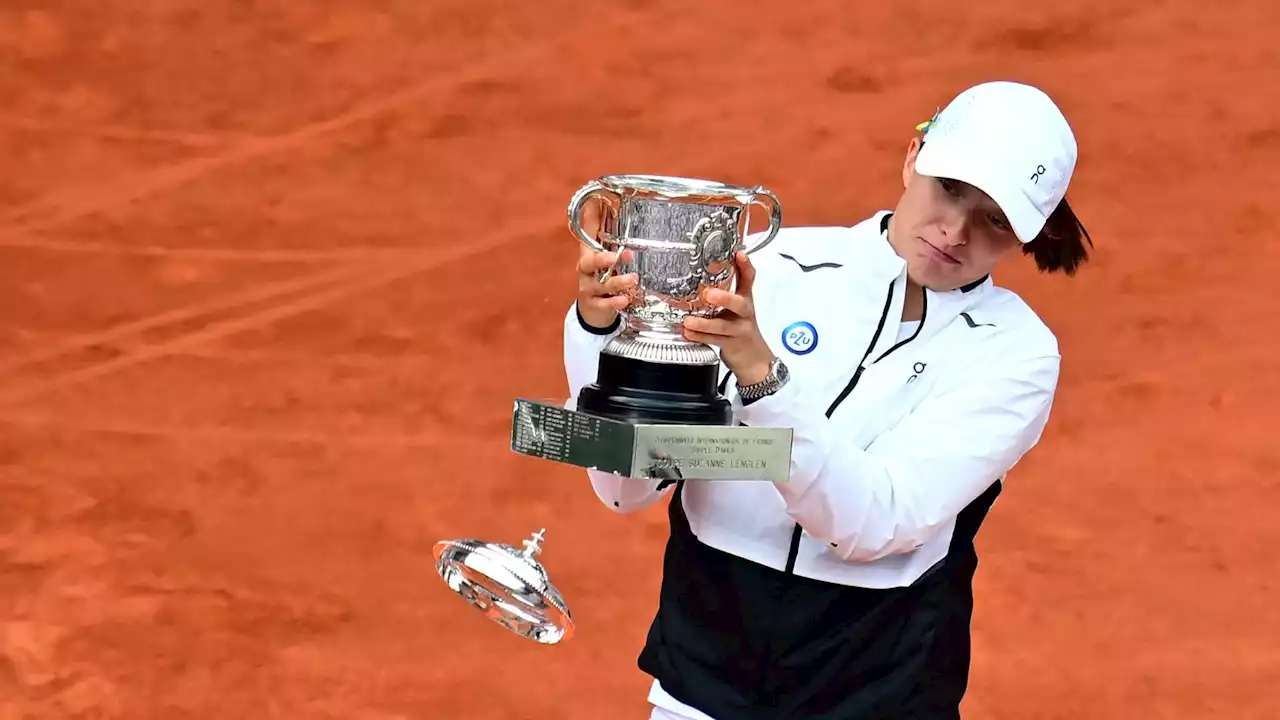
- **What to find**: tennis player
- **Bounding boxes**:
[565,80,1091,719]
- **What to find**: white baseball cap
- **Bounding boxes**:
[913,81,1077,243]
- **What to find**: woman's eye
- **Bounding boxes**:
[988,213,1011,231]
[938,178,962,197]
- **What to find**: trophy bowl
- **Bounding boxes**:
[433,529,573,645]
[568,174,782,364]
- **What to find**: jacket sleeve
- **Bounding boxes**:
[734,350,1060,562]
[563,303,674,514]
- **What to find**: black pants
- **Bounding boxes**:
[637,480,1001,720]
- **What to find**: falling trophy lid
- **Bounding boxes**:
[432,529,574,645]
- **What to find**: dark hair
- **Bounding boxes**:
[1023,197,1092,276]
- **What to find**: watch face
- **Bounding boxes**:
[775,360,790,384]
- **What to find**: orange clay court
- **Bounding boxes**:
[0,1,1276,718]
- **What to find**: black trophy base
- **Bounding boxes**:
[577,352,733,426]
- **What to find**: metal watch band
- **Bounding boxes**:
[737,358,786,401]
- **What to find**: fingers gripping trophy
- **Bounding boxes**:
[433,175,795,645]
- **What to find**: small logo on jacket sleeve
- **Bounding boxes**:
[906,362,927,384]
[960,312,995,329]
[781,321,818,355]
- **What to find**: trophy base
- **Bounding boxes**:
[577,352,733,426]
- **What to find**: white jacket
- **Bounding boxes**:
[563,211,1060,589]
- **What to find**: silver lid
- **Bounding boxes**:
[432,529,574,644]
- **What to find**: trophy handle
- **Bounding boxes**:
[743,188,783,255]
[567,181,619,252]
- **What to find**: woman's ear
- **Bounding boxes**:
[902,136,923,188]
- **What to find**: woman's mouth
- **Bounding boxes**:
[920,238,961,265]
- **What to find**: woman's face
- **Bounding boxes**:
[888,138,1023,291]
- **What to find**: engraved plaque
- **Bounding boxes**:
[632,424,793,484]
[510,398,794,483]
[511,399,635,476]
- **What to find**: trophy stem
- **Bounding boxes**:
[602,332,720,366]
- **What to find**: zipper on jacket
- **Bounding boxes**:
[823,283,896,419]
[873,288,927,363]
[783,282,926,575]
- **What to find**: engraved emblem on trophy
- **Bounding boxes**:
[566,174,783,426]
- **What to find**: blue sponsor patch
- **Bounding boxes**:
[781,321,818,356]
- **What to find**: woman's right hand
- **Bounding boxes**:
[576,244,637,330]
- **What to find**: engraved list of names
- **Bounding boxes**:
[510,400,634,476]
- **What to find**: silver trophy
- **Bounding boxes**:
[433,528,573,644]
[567,174,783,426]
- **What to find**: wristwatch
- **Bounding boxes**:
[737,357,790,403]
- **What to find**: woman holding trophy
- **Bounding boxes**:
[565,81,1092,719]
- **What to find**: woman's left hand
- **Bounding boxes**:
[682,251,777,386]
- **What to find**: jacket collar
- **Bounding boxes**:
[848,212,993,362]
